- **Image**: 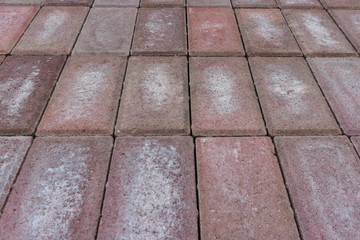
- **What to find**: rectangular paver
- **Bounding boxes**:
[275,136,360,240]
[0,136,112,240]
[0,6,38,54]
[131,8,186,55]
[93,0,139,7]
[0,56,65,135]
[196,137,300,240]
[12,6,88,55]
[283,9,357,56]
[37,56,126,136]
[250,57,340,136]
[278,0,323,8]
[188,8,244,56]
[98,136,198,239]
[116,57,189,136]
[232,0,277,8]
[0,0,44,5]
[188,0,231,7]
[190,57,265,136]
[308,58,360,135]
[351,136,360,154]
[236,9,301,56]
[320,0,360,9]
[45,0,93,5]
[73,8,136,56]
[141,0,185,7]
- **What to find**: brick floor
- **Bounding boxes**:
[232,0,277,8]
[188,0,231,7]
[278,0,323,8]
[0,56,4,64]
[45,0,93,6]
[320,0,360,9]
[141,0,185,7]
[93,0,139,7]
[0,0,44,5]
[351,136,360,154]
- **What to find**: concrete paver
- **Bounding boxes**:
[232,0,277,8]
[351,136,360,154]
[0,56,4,64]
[45,0,93,6]
[321,0,360,9]
[188,0,231,7]
[141,0,185,7]
[278,0,322,8]
[0,0,44,5]
[93,0,139,7]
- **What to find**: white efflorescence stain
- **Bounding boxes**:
[199,21,225,47]
[250,12,282,44]
[144,11,174,47]
[36,10,68,41]
[0,12,17,38]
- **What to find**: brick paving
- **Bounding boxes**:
[0,0,360,239]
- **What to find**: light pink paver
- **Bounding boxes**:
[0,136,113,240]
[188,8,244,56]
[188,0,231,7]
[275,136,360,240]
[0,137,32,211]
[0,6,38,54]
[283,9,357,57]
[249,57,340,136]
[278,0,322,8]
[232,0,277,8]
[12,6,88,55]
[141,0,185,7]
[351,137,360,154]
[37,56,126,136]
[93,0,139,7]
[0,0,44,5]
[321,0,360,9]
[190,57,265,136]
[308,58,360,135]
[73,8,137,56]
[98,136,198,239]
[45,0,93,6]
[196,137,300,240]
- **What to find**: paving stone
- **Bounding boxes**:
[0,56,66,135]
[308,58,360,135]
[283,9,357,57]
[278,0,323,8]
[232,0,277,8]
[37,56,126,136]
[188,8,244,56]
[320,0,360,9]
[93,0,139,7]
[236,9,301,56]
[141,0,185,7]
[0,136,112,240]
[0,137,32,211]
[275,136,360,240]
[188,0,231,7]
[0,0,44,5]
[0,56,4,64]
[249,57,340,136]
[190,57,265,136]
[12,6,88,55]
[330,10,360,53]
[196,137,299,240]
[0,6,38,54]
[73,8,137,56]
[351,136,360,154]
[98,136,198,239]
[131,8,186,55]
[45,0,93,6]
[115,57,189,136]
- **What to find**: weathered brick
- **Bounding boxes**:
[190,57,265,136]
[0,56,65,135]
[236,9,301,56]
[98,136,198,239]
[278,0,323,8]
[73,8,136,56]
[0,136,113,240]
[188,8,244,56]
[131,8,186,55]
[141,0,185,7]
[232,0,277,8]
[0,0,44,5]
[188,0,231,7]
[45,0,93,6]
[249,57,340,136]
[351,136,360,154]
[93,0,139,7]
[275,136,360,240]
[196,137,300,240]
[308,58,360,135]
[0,6,38,54]
[12,6,88,55]
[283,9,357,57]
[115,57,189,136]
[321,0,360,9]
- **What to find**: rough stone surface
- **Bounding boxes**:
[0,6,38,54]
[0,0,44,5]
[116,57,190,136]
[278,0,323,8]
[131,8,186,55]
[93,0,139,7]
[0,56,66,135]
[98,136,198,239]
[321,0,360,9]
[188,0,231,7]
[45,0,93,6]
[37,56,126,136]
[73,8,137,56]
[351,137,360,154]
[250,57,340,136]
[236,9,301,56]
[188,8,244,56]
[196,137,300,240]
[275,136,360,240]
[232,0,277,8]
[0,137,32,211]
[283,9,357,57]
[12,6,88,55]
[308,58,360,135]
[190,57,265,136]
[141,0,185,7]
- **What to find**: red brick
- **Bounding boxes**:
[0,137,32,211]
[236,9,301,56]
[352,136,360,154]
[93,0,139,6]
[232,0,277,8]
[275,136,360,240]
[116,57,189,136]
[278,0,322,8]
[0,0,44,5]
[308,58,360,135]
[12,7,88,55]
[0,56,66,135]
[45,0,93,5]
[0,7,38,54]
[0,136,112,240]
[188,8,244,56]
[131,8,186,55]
[249,57,340,136]
[190,57,265,136]
[321,0,360,9]
[98,136,198,239]
[188,0,231,7]
[196,137,299,240]
[283,9,357,57]
[141,0,185,7]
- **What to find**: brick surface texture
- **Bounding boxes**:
[321,0,360,9]
[93,0,139,7]
[232,0,277,8]
[278,0,322,8]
